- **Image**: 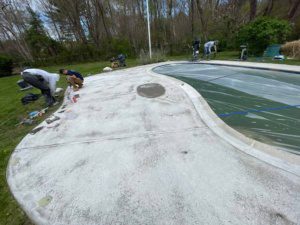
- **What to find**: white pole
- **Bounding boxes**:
[146,0,152,59]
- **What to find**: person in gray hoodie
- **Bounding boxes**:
[204,40,218,59]
[21,68,60,106]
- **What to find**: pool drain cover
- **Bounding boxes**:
[137,83,166,98]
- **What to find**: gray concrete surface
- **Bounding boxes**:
[7,62,300,225]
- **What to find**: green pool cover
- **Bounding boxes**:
[153,63,300,154]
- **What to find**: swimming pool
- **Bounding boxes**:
[153,63,300,154]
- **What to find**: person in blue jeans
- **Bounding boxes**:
[59,69,84,91]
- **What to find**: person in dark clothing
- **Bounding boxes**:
[21,69,59,107]
[59,69,84,91]
[117,54,126,67]
[110,54,127,68]
[192,38,200,60]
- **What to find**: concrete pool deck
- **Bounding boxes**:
[7,62,300,225]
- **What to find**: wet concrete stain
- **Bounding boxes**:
[271,213,295,225]
[87,105,102,112]
[128,84,135,92]
[140,108,153,132]
[105,112,118,120]
[234,191,297,225]
[137,83,166,98]
[82,131,104,139]
[66,159,89,175]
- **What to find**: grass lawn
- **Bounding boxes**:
[0,54,299,225]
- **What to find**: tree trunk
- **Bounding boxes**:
[288,0,300,20]
[195,0,207,40]
[167,0,174,54]
[249,0,257,21]
[263,0,274,16]
[97,0,111,39]
[190,0,194,38]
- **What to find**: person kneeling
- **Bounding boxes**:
[59,69,84,91]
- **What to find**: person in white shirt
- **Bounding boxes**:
[21,69,60,106]
[204,40,218,59]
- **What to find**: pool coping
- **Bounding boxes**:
[201,60,300,73]
[148,61,300,176]
[186,60,300,74]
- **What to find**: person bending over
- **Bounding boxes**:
[204,40,218,59]
[59,69,84,91]
[21,68,59,107]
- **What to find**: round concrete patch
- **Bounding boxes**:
[137,83,166,98]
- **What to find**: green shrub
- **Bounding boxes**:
[237,17,292,55]
[111,38,135,57]
[0,55,13,77]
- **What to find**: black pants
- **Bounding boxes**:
[22,73,56,106]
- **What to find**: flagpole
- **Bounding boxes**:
[146,0,152,59]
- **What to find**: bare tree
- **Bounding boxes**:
[0,0,33,60]
[195,0,208,40]
[263,0,274,16]
[190,0,195,37]
[249,0,257,20]
[1,0,299,62]
[288,0,300,20]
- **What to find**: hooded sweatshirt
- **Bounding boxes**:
[22,69,60,95]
